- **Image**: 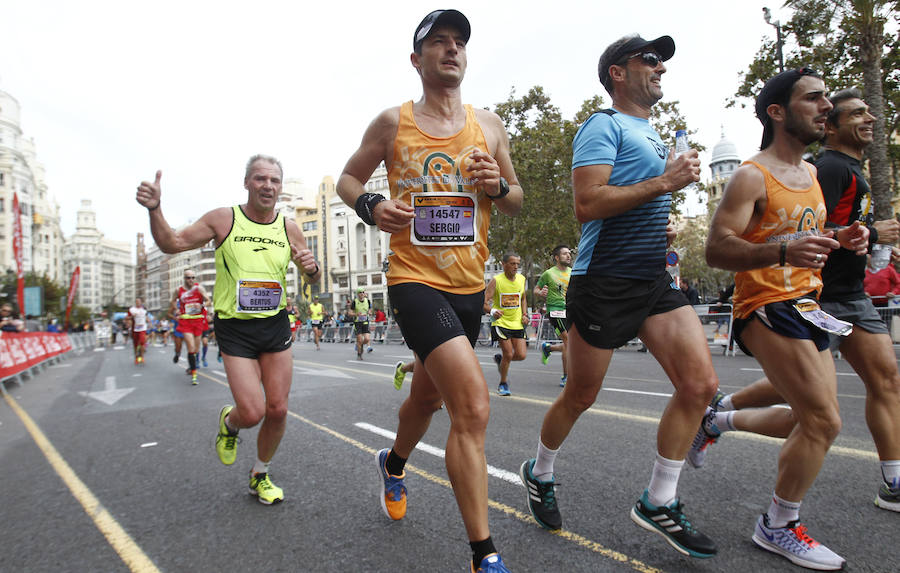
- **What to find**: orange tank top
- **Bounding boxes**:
[733,160,827,318]
[386,101,492,294]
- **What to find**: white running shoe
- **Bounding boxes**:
[752,514,845,571]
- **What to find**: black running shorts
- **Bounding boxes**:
[354,321,370,335]
[567,272,687,349]
[731,295,830,356]
[492,325,526,340]
[388,282,483,362]
[214,309,292,359]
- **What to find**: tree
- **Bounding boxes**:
[672,212,734,302]
[730,0,899,217]
[649,100,707,217]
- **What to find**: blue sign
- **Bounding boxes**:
[24,285,43,316]
[666,251,679,266]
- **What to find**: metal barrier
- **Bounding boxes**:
[692,303,735,355]
[872,300,900,343]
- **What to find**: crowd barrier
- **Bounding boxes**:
[0,331,82,393]
[297,322,398,345]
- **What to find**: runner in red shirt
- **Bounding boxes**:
[168,269,210,384]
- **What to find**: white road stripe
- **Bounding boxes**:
[740,367,859,377]
[355,422,522,485]
[211,370,227,377]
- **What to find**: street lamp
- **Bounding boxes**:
[335,211,353,312]
[763,7,784,73]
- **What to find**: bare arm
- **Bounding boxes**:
[483,278,496,314]
[520,283,528,326]
[534,282,548,299]
[168,290,180,319]
[285,219,321,282]
[473,109,523,216]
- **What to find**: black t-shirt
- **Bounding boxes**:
[817,149,877,302]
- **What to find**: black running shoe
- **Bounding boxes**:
[519,459,561,530]
[630,489,717,558]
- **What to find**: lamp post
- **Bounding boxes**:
[763,7,784,73]
[335,211,353,314]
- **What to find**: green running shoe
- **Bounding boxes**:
[249,472,284,505]
[215,405,239,465]
[541,342,551,365]
[393,361,406,391]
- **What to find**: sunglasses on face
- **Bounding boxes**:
[624,52,662,68]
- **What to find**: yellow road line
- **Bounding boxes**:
[2,393,161,573]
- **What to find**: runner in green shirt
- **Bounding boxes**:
[535,245,572,387]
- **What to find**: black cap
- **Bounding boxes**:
[598,35,675,89]
[413,9,470,52]
[755,67,821,149]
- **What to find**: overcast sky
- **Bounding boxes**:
[2,0,786,248]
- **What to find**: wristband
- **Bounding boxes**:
[779,241,788,266]
[355,192,386,226]
[305,263,320,277]
[148,203,160,211]
[486,177,510,200]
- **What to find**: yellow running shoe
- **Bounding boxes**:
[249,472,284,505]
[191,371,198,385]
[215,405,238,465]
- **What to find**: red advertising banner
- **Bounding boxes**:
[65,266,81,330]
[0,332,72,379]
[12,193,24,317]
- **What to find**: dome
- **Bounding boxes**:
[710,129,740,166]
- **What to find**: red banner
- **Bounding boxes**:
[65,266,81,330]
[0,332,72,379]
[12,193,24,317]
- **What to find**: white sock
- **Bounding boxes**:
[714,411,736,432]
[766,493,801,528]
[647,454,684,507]
[718,394,735,411]
[881,460,900,488]
[533,441,559,481]
[251,459,270,476]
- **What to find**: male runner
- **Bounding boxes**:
[285,298,300,342]
[691,88,900,513]
[309,295,325,350]
[483,253,528,396]
[159,317,170,347]
[128,297,149,365]
[351,287,373,359]
[535,244,572,387]
[136,154,320,505]
[706,68,869,570]
[201,302,213,367]
[518,34,720,559]
[335,9,522,572]
[168,269,210,384]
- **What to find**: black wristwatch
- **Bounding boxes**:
[487,177,510,200]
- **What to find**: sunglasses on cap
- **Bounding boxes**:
[621,52,663,68]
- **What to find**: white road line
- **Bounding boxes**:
[603,387,672,398]
[355,422,522,486]
[740,367,859,377]
[345,360,397,367]
[211,370,227,377]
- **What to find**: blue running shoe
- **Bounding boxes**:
[630,489,717,558]
[202,358,208,368]
[471,553,510,573]
[497,382,510,396]
[875,481,900,512]
[559,375,567,388]
[541,342,551,365]
[376,448,407,520]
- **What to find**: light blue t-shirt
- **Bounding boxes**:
[571,109,670,279]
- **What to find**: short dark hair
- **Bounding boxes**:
[756,67,822,149]
[826,87,863,127]
[551,244,569,259]
[501,252,520,263]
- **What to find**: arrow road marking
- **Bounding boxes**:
[78,376,135,406]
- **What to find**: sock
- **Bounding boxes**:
[533,441,559,481]
[469,537,496,569]
[188,353,197,371]
[202,345,208,360]
[713,411,736,433]
[385,449,407,476]
[718,394,735,411]
[647,454,684,507]
[767,493,801,528]
[881,460,900,488]
[251,458,270,476]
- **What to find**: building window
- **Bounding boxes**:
[339,255,345,267]
[371,274,382,285]
[338,276,348,288]
[0,197,4,212]
[357,276,367,286]
[338,225,345,235]
[302,220,317,232]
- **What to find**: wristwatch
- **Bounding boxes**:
[487,177,510,200]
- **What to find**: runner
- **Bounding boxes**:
[483,252,528,396]
[351,287,373,360]
[335,9,523,571]
[535,244,572,387]
[136,153,321,505]
[168,269,210,385]
[200,303,213,368]
[705,68,869,570]
[518,34,720,560]
[128,297,149,365]
[286,298,300,342]
[309,295,325,350]
[158,317,171,347]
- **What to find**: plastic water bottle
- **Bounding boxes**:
[674,129,697,192]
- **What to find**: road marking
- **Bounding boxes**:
[345,361,397,368]
[141,442,158,448]
[2,393,161,572]
[294,366,353,379]
[740,367,859,377]
[78,376,135,406]
[355,422,521,484]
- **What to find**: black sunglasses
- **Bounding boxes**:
[622,52,662,68]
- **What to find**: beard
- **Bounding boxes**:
[784,109,825,146]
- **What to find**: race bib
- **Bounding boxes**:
[499,292,520,309]
[549,310,566,319]
[410,192,477,246]
[184,302,203,315]
[356,315,369,323]
[793,299,853,336]
[236,279,283,313]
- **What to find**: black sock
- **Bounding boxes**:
[188,353,196,370]
[469,537,496,569]
[385,449,407,476]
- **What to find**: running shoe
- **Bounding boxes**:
[751,514,845,570]
[191,372,198,385]
[172,354,179,363]
[560,375,567,388]
[471,553,510,573]
[497,382,510,396]
[519,458,561,530]
[202,358,208,367]
[493,353,502,373]
[215,405,239,465]
[248,472,284,505]
[630,489,717,558]
[217,353,223,363]
[874,481,900,512]
[541,342,551,365]
[393,361,406,391]
[709,389,726,410]
[687,407,720,469]
[367,345,374,353]
[134,357,140,365]
[376,448,407,520]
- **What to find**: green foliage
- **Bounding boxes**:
[0,271,66,317]
[672,213,734,300]
[650,100,707,217]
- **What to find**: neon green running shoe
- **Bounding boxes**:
[215,405,239,465]
[249,472,284,505]
[393,361,406,391]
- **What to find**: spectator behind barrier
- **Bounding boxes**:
[0,303,25,332]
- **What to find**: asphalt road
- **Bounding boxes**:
[1,337,897,573]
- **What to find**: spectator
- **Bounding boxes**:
[47,318,61,333]
[373,306,387,323]
[680,281,700,305]
[1,303,25,332]
[864,249,900,307]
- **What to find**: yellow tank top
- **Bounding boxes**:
[309,303,324,321]
[733,161,827,319]
[386,101,492,294]
[491,272,526,330]
[214,206,291,320]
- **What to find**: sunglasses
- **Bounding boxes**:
[623,52,662,68]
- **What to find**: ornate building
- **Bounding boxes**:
[706,129,742,205]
